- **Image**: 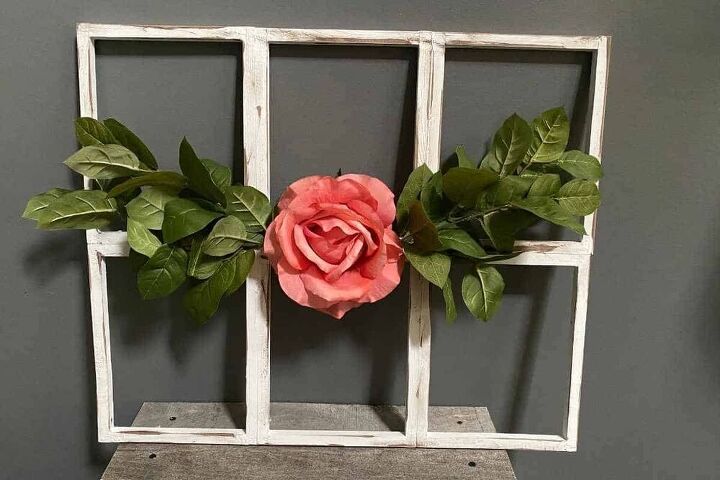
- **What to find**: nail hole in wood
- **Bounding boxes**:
[169,416,177,421]
[468,461,476,467]
[149,453,157,459]
[457,420,463,424]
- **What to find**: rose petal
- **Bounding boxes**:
[322,300,361,319]
[326,237,364,282]
[294,224,336,273]
[277,175,327,209]
[356,240,386,279]
[276,212,310,270]
[276,258,310,307]
[305,227,353,264]
[338,173,396,226]
[309,217,357,236]
[383,228,403,259]
[263,217,279,261]
[363,254,404,302]
[301,267,371,304]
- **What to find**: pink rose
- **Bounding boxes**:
[264,174,404,319]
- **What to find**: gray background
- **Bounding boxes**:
[1,1,718,479]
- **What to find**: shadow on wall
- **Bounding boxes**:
[22,166,116,466]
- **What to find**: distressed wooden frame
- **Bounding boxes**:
[78,23,609,451]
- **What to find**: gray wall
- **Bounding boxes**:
[1,1,718,478]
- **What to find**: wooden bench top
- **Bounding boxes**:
[102,402,516,479]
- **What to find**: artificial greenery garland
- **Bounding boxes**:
[22,106,601,324]
[23,118,270,324]
[396,107,602,322]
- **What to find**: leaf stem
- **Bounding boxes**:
[517,160,534,175]
[448,205,511,224]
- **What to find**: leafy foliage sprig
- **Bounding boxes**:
[23,118,270,324]
[396,107,603,323]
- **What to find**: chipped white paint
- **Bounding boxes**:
[443,32,602,50]
[424,432,570,451]
[79,23,609,451]
[268,430,411,447]
[242,27,271,445]
[405,31,445,446]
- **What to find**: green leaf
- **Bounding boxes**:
[557,150,603,180]
[405,200,441,253]
[187,237,223,280]
[511,197,586,235]
[554,179,601,215]
[524,107,569,164]
[201,158,231,189]
[125,187,179,230]
[179,138,230,205]
[493,113,532,176]
[162,198,223,244]
[442,280,457,325]
[397,164,432,225]
[64,145,152,179]
[127,218,162,257]
[462,265,505,321]
[437,228,487,259]
[455,145,475,168]
[22,188,71,221]
[190,197,226,214]
[35,190,117,230]
[523,161,563,176]
[420,171,444,221]
[137,245,188,300]
[404,250,451,288]
[107,171,187,198]
[476,176,533,210]
[75,117,118,146]
[103,118,158,170]
[527,173,561,197]
[183,255,236,324]
[224,185,271,231]
[442,167,499,207]
[243,230,264,246]
[202,216,247,257]
[227,249,255,295]
[480,151,501,173]
[481,210,538,252]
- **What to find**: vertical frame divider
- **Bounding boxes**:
[563,255,591,449]
[243,27,272,444]
[406,32,445,445]
[77,24,115,441]
[86,246,115,441]
[582,36,610,252]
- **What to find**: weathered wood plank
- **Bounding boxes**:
[130,402,497,433]
[243,27,272,445]
[103,402,516,479]
[103,443,516,479]
[406,31,445,446]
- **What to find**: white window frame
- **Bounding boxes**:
[78,23,609,451]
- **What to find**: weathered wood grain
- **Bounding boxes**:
[103,443,516,479]
[405,31,445,446]
[102,402,516,479]
[243,26,272,445]
[133,402,495,432]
